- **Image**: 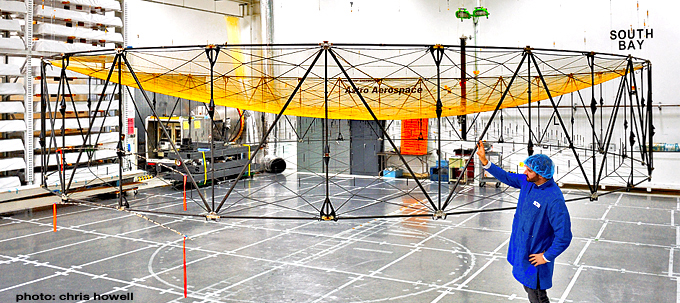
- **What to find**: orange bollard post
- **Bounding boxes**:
[52,203,56,232]
[183,175,187,211]
[183,236,187,298]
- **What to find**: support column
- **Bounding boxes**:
[646,62,653,176]
[527,46,533,156]
[39,60,47,187]
[588,53,597,200]
[459,37,467,141]
[205,45,220,211]
[59,58,67,197]
[430,44,444,214]
[320,43,335,220]
[117,52,127,208]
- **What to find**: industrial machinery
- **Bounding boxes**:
[163,140,251,186]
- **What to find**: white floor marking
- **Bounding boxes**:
[600,205,612,221]
[573,239,592,266]
[673,210,676,227]
[353,247,393,254]
[669,248,674,277]
[558,265,583,303]
[595,221,609,240]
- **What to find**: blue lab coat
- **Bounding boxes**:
[486,163,572,290]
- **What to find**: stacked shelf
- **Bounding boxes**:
[0,0,28,189]
[0,0,126,199]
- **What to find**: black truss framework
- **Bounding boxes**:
[40,43,654,222]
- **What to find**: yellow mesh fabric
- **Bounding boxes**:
[52,46,644,120]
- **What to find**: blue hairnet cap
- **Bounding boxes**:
[524,154,555,179]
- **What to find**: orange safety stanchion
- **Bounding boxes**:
[183,175,187,211]
[52,203,57,232]
[183,236,187,298]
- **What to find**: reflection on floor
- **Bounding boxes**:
[0,172,677,302]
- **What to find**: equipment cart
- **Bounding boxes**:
[477,150,502,188]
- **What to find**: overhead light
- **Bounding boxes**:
[473,6,489,18]
[455,8,471,20]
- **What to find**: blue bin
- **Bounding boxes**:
[429,165,449,182]
[430,173,449,182]
[383,169,403,178]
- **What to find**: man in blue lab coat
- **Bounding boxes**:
[477,141,572,303]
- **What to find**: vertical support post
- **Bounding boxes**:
[588,53,597,199]
[320,42,335,220]
[459,37,467,141]
[40,60,47,187]
[117,51,126,208]
[59,57,67,197]
[646,62,653,176]
[205,45,220,212]
[570,92,574,143]
[628,59,635,187]
[527,46,533,156]
[430,44,444,212]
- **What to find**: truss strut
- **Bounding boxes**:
[328,47,437,212]
[214,48,324,215]
[120,52,212,212]
[441,51,529,211]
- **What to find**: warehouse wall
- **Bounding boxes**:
[125,0,240,47]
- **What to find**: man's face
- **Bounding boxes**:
[524,166,541,183]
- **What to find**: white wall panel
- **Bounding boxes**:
[126,0,231,47]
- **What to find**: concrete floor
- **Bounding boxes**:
[0,172,677,302]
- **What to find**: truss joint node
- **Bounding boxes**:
[320,215,336,221]
[433,210,447,220]
[205,213,220,221]
[320,41,331,49]
[590,192,598,201]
